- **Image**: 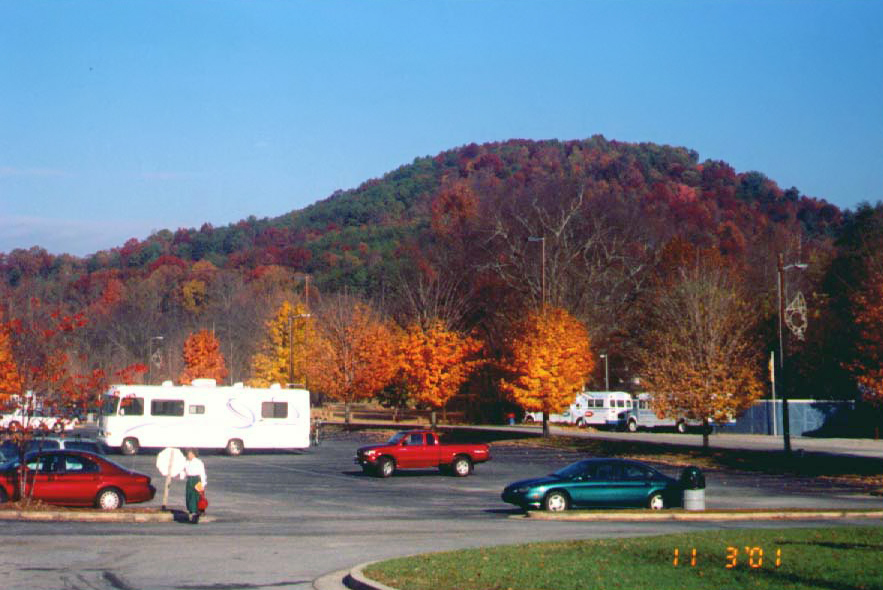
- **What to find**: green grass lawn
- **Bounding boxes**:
[364,527,883,590]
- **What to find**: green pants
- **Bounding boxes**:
[185,476,200,514]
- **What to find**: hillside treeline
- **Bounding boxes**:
[1,137,881,421]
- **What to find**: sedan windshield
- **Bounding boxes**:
[552,460,595,479]
[386,432,407,445]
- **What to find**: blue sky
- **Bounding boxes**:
[1,0,881,256]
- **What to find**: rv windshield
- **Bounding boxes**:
[101,396,119,416]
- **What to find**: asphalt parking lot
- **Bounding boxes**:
[1,428,880,590]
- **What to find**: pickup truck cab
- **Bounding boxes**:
[355,429,490,478]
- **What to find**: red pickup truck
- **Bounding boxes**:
[355,429,491,478]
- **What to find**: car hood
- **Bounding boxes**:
[356,444,391,454]
[505,475,562,490]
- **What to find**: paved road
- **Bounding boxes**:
[458,423,883,459]
[1,430,879,590]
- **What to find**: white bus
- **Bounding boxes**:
[524,391,633,428]
[98,379,310,455]
[622,393,702,433]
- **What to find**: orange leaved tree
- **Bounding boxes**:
[849,269,883,431]
[0,311,22,407]
[179,329,229,385]
[399,320,484,428]
[636,263,763,449]
[499,307,594,436]
[249,300,311,387]
[304,296,398,423]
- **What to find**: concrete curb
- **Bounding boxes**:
[0,509,215,523]
[521,509,883,522]
[312,561,400,590]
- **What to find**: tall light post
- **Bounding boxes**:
[777,253,807,454]
[599,354,609,391]
[288,313,311,388]
[527,236,546,307]
[147,336,164,384]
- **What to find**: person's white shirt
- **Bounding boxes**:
[179,456,207,487]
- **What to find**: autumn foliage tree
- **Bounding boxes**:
[304,296,398,423]
[848,269,883,424]
[636,262,763,448]
[179,329,229,385]
[0,312,22,406]
[499,307,594,436]
[398,320,484,427]
[249,300,311,387]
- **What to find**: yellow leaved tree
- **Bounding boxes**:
[636,263,763,449]
[179,329,229,385]
[398,320,484,428]
[304,296,398,423]
[499,306,594,436]
[249,301,311,388]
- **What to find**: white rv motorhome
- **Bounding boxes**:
[524,391,633,428]
[98,379,310,455]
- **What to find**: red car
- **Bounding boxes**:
[355,429,491,477]
[0,449,155,510]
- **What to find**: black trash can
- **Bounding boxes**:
[679,466,706,510]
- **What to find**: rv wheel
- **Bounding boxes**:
[627,419,638,433]
[225,439,244,456]
[120,437,140,455]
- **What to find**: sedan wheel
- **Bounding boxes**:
[648,492,665,510]
[676,421,687,434]
[543,491,569,512]
[97,488,124,510]
[377,457,395,478]
[452,456,472,477]
[0,487,8,503]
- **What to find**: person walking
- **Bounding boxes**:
[179,448,206,524]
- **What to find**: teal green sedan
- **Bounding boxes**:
[501,458,684,511]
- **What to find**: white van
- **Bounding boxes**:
[623,393,701,433]
[524,391,633,428]
[98,379,310,455]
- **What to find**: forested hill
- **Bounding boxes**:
[2,136,840,295]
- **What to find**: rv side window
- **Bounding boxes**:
[261,402,288,419]
[189,405,205,415]
[120,397,144,416]
[151,399,185,417]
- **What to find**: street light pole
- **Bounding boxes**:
[777,253,808,455]
[148,336,164,385]
[288,313,312,388]
[527,236,546,307]
[600,354,609,391]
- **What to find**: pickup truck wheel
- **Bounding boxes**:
[8,421,21,433]
[543,490,570,512]
[523,415,534,424]
[52,422,64,434]
[451,456,472,477]
[627,419,638,433]
[120,437,140,456]
[376,457,395,478]
[676,421,687,434]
